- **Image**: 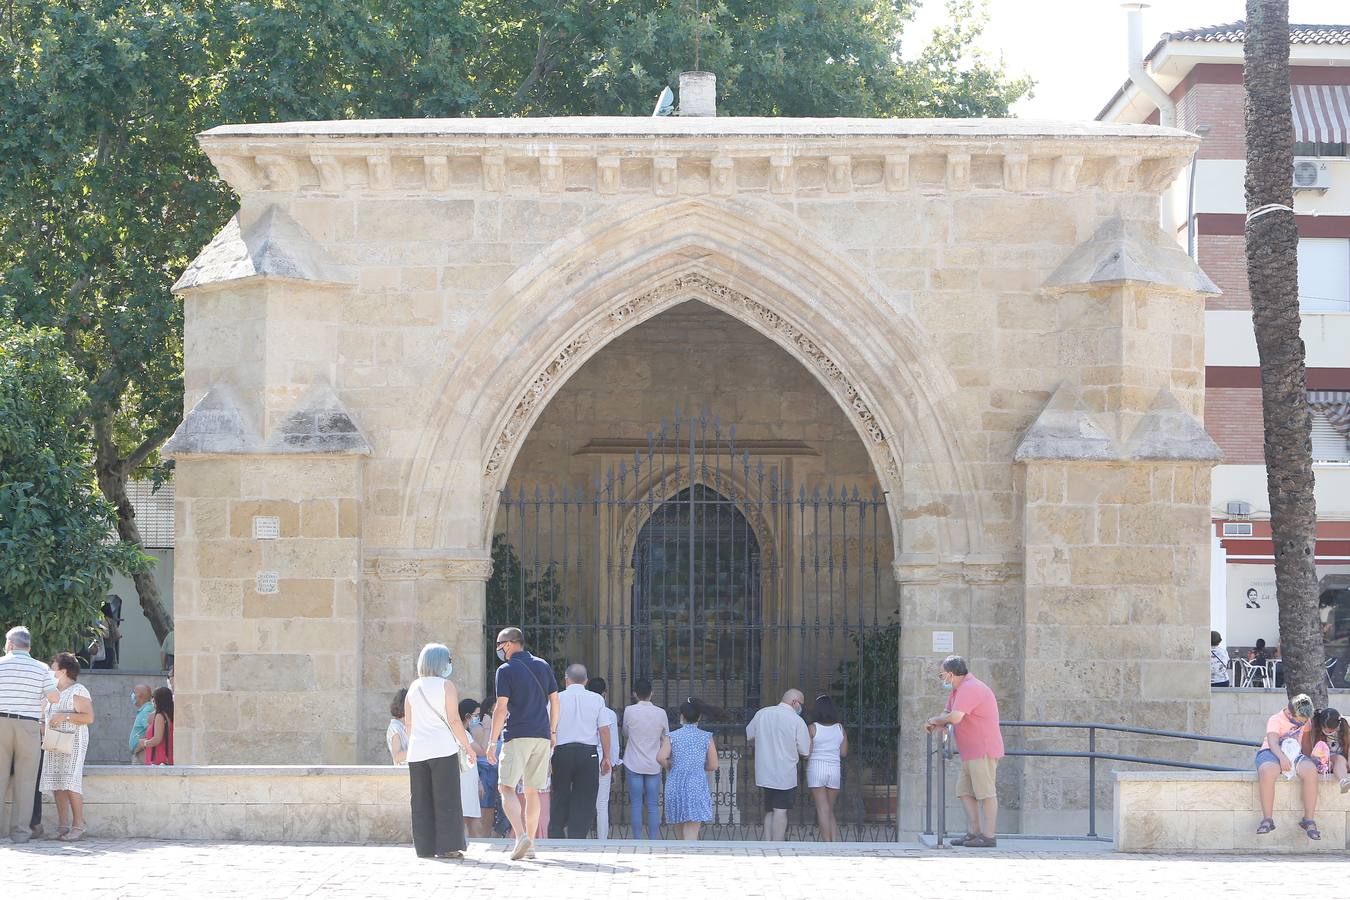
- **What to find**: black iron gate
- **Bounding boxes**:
[486,410,899,840]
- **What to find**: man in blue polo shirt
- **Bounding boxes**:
[486,626,559,861]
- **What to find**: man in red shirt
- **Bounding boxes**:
[924,655,1003,848]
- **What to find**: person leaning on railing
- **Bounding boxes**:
[923,655,1003,849]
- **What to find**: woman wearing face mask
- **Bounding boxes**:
[458,699,485,837]
[405,643,476,859]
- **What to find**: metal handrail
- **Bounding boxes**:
[924,720,1262,843]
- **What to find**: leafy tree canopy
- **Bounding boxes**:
[0,321,146,659]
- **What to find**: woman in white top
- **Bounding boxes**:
[40,652,95,841]
[806,694,848,842]
[387,689,409,764]
[406,643,476,859]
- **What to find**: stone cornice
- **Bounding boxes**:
[197,117,1197,199]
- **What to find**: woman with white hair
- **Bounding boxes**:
[406,642,476,859]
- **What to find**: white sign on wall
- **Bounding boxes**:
[932,631,954,654]
[253,516,281,540]
[255,571,280,594]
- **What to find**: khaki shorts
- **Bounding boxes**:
[956,756,999,801]
[499,737,551,791]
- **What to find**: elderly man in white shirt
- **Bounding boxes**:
[0,626,61,843]
[746,688,810,841]
[549,663,612,839]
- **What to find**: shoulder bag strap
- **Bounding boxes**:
[415,682,469,755]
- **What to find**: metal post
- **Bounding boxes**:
[936,726,947,848]
[1087,726,1097,838]
[924,730,933,836]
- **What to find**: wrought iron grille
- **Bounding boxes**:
[487,410,899,840]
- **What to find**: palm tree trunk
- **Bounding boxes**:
[1243,0,1325,703]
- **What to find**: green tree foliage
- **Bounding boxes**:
[0,323,146,659]
[485,535,570,686]
[0,0,1028,642]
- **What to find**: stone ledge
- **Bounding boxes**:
[1115,770,1350,853]
[31,766,413,844]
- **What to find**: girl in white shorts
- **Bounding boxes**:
[806,695,849,841]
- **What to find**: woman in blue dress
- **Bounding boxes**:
[658,698,719,840]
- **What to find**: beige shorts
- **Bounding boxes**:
[956,756,999,801]
[499,737,551,791]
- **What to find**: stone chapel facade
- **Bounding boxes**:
[165,116,1219,834]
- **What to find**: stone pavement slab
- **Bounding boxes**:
[4,839,1350,899]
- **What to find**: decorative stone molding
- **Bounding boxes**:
[255,155,300,191]
[197,120,1199,200]
[365,555,494,582]
[539,156,563,193]
[884,154,910,191]
[214,156,258,192]
[710,157,734,195]
[1052,154,1083,192]
[946,152,970,190]
[1103,156,1140,192]
[653,157,678,196]
[310,154,345,192]
[423,155,450,191]
[769,156,793,194]
[827,155,853,193]
[597,156,621,194]
[1002,153,1028,192]
[484,273,900,485]
[366,154,392,190]
[482,155,505,192]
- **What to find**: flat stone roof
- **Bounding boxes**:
[202,116,1193,141]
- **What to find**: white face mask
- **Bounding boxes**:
[444,662,453,678]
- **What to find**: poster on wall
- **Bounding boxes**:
[1225,573,1278,648]
[1223,566,1350,652]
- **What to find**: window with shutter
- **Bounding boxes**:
[1312,410,1350,463]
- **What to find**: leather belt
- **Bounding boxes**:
[0,712,39,721]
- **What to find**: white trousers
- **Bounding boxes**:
[595,769,613,840]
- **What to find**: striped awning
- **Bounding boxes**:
[1292,85,1350,144]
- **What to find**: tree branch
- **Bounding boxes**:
[124,417,180,473]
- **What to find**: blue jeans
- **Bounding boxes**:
[626,770,661,839]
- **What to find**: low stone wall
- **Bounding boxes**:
[80,671,164,764]
[1116,771,1350,853]
[31,766,411,843]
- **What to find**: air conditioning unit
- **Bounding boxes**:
[1222,522,1254,537]
[1293,159,1332,192]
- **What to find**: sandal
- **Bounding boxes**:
[66,826,86,842]
[1299,819,1321,841]
[1255,818,1275,835]
[42,826,70,841]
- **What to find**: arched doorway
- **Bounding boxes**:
[486,304,899,839]
[632,485,765,717]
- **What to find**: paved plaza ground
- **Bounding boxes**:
[4,838,1349,898]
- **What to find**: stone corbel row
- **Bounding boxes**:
[216,149,1182,196]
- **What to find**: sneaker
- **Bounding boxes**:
[526,839,536,859]
[1340,777,1350,794]
[962,835,998,848]
[510,836,531,861]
